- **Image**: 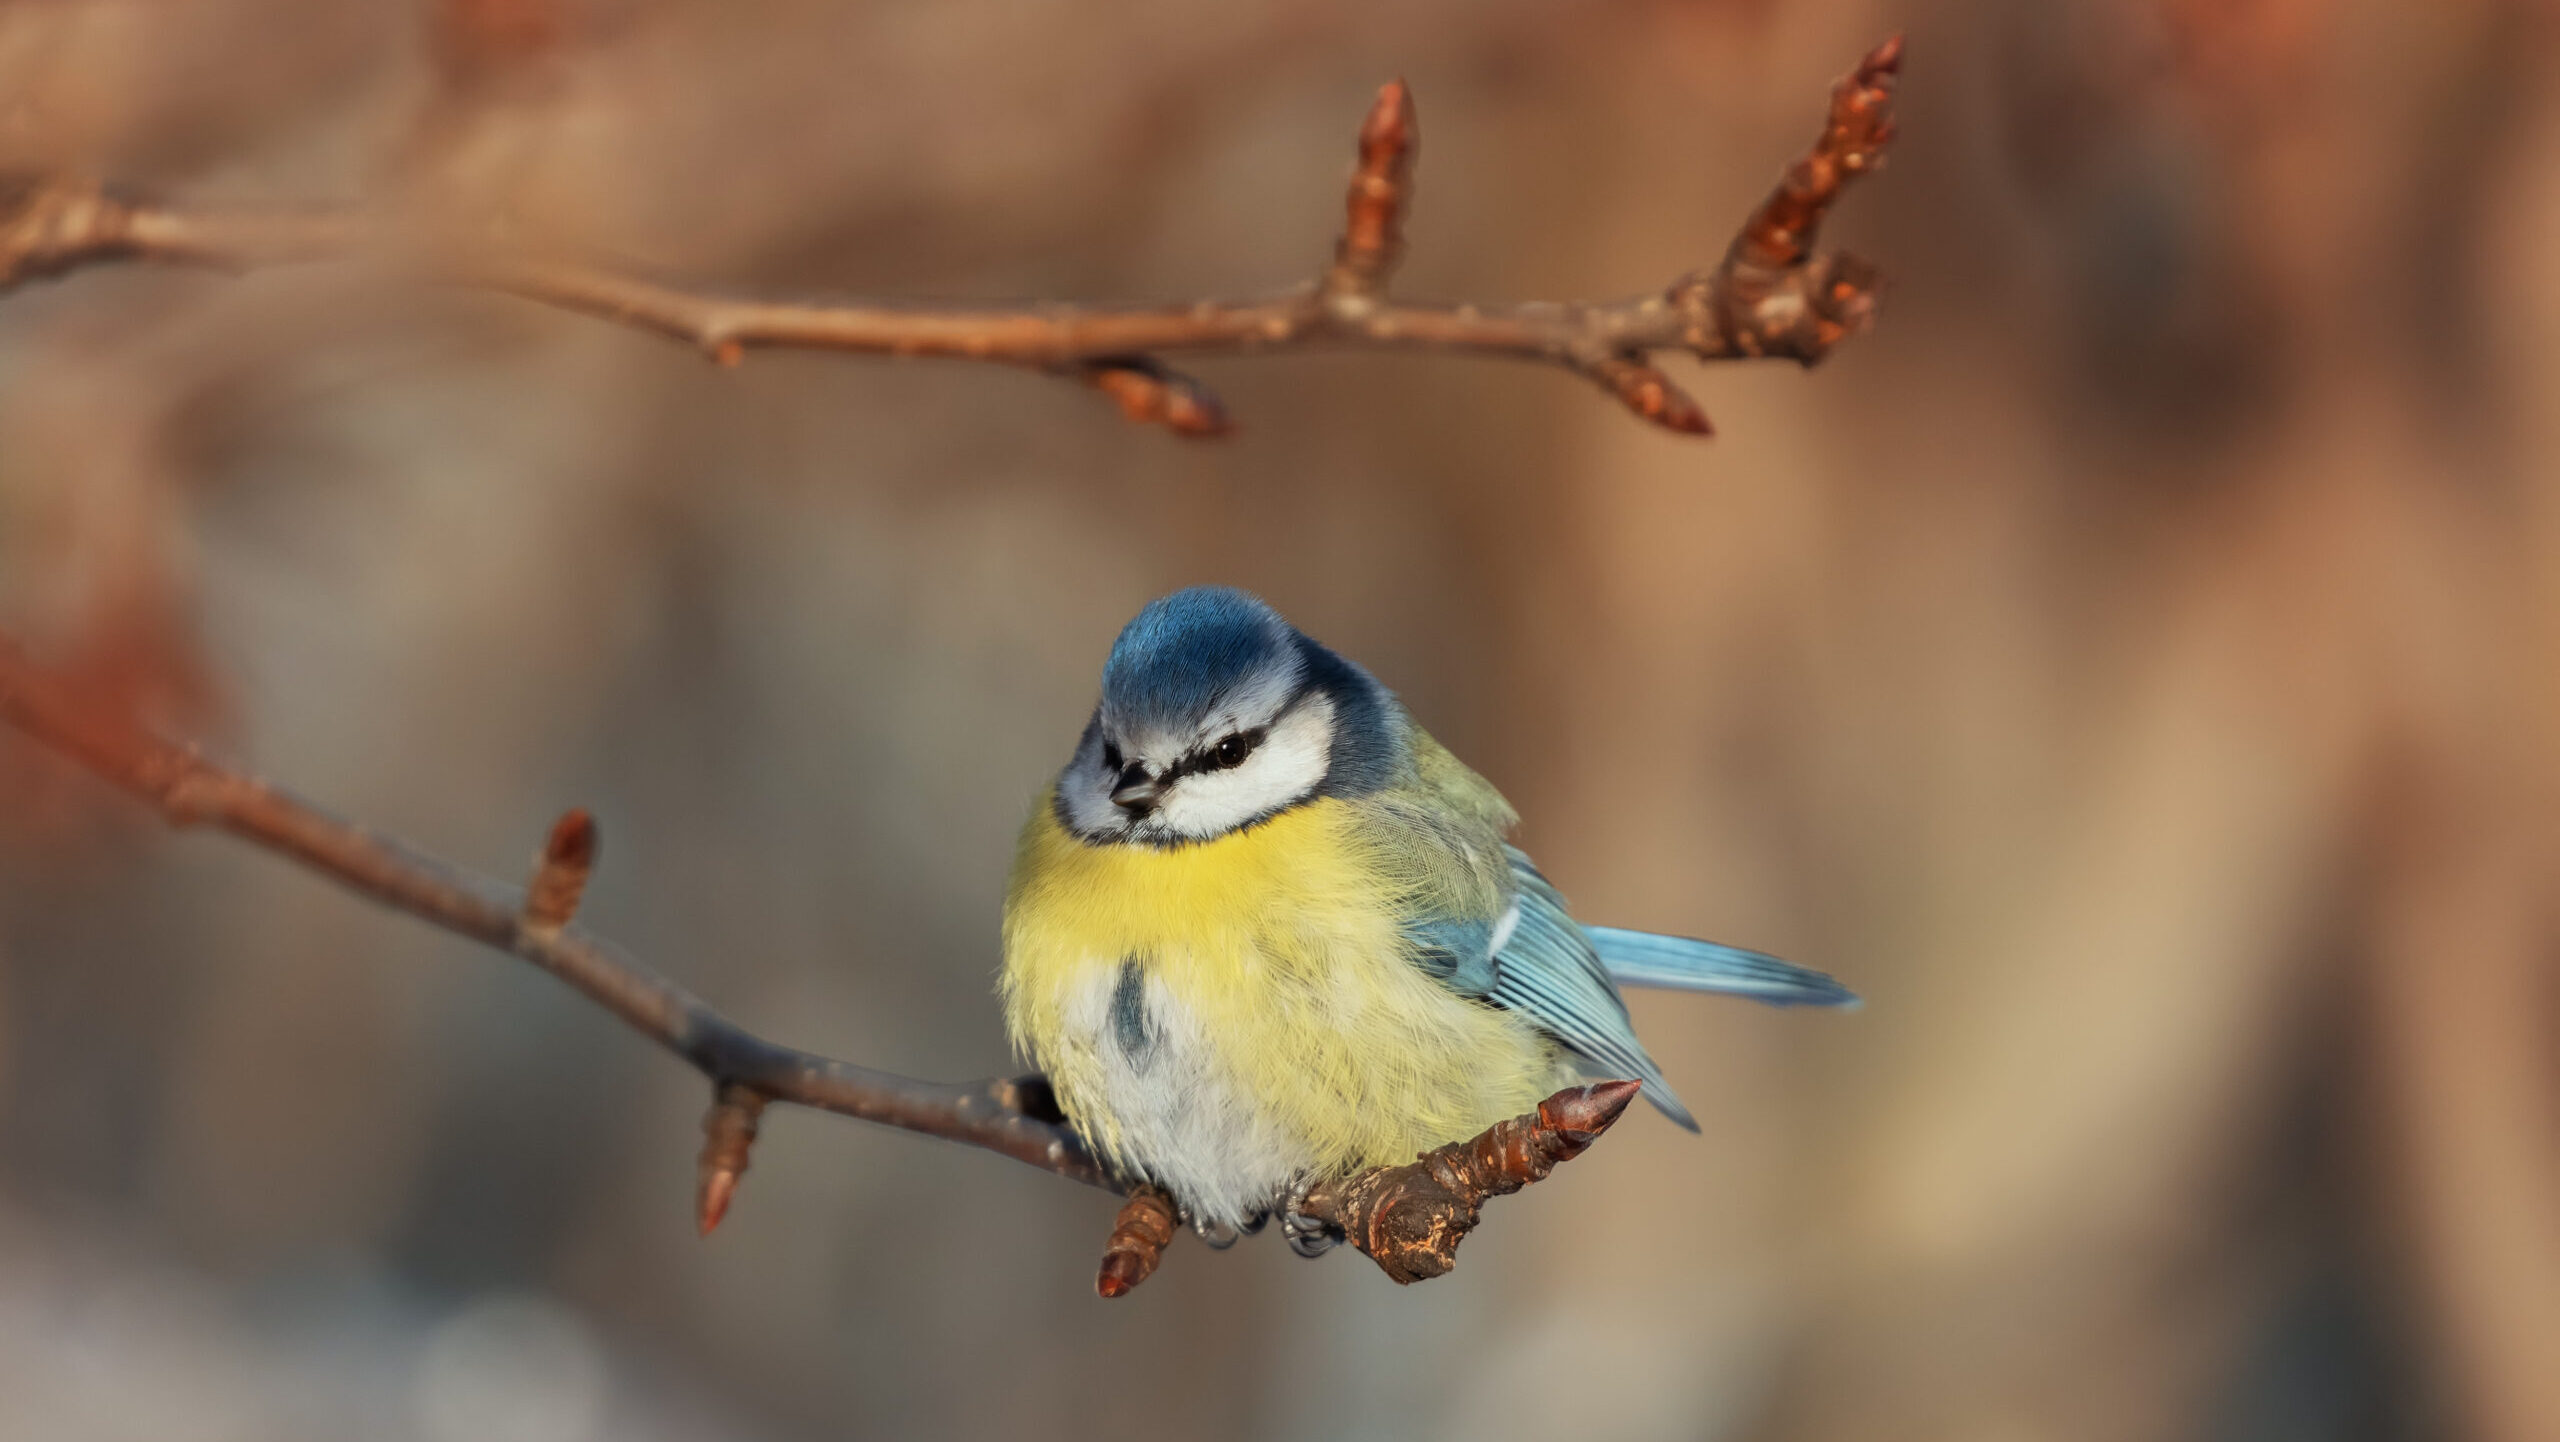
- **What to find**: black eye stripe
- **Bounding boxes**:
[1162,727,1267,781]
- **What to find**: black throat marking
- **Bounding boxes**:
[1111,958,1155,1074]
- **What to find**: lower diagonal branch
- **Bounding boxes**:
[0,632,1112,1192]
[0,631,1649,1289]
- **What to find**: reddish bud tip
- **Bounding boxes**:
[1663,401,1714,436]
[1863,34,1905,79]
[544,808,596,871]
[1545,1078,1644,1135]
[1163,387,1235,439]
[1092,1186,1177,1297]
[1361,79,1417,159]
[525,808,598,929]
[698,1169,737,1236]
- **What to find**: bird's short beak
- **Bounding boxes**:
[1110,768,1160,812]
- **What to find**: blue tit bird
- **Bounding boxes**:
[1002,586,1854,1250]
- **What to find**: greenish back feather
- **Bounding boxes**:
[1369,723,1699,1130]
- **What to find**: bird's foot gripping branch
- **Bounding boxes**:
[1297,1080,1641,1286]
[1093,1081,1641,1296]
[0,40,1898,438]
[0,634,1635,1293]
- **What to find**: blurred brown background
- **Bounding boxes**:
[3,0,2557,1438]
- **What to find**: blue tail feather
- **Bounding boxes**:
[1583,926,1860,1009]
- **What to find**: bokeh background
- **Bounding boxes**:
[3,0,2557,1438]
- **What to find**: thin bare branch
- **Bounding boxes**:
[0,631,1113,1193]
[0,40,1899,438]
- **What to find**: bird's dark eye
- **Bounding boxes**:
[1211,732,1258,769]
[1101,740,1123,772]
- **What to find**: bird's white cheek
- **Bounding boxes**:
[1155,701,1334,837]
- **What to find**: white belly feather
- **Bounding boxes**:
[1056,959,1311,1230]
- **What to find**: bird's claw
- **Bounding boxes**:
[1280,1178,1339,1258]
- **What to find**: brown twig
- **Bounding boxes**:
[1096,1185,1181,1299]
[0,41,1899,438]
[522,807,596,931]
[1677,35,1901,364]
[1072,356,1235,439]
[0,632,1635,1286]
[1296,1080,1643,1285]
[1324,78,1418,302]
[697,1081,768,1236]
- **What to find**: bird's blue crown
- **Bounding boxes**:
[1101,586,1297,726]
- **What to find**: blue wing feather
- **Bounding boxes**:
[1584,926,1860,1009]
[1402,849,1857,1132]
[1411,848,1700,1132]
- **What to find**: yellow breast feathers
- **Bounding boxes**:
[1001,790,1561,1188]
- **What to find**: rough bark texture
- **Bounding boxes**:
[1299,1080,1643,1285]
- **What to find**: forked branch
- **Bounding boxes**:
[0,633,1635,1292]
[0,40,1899,437]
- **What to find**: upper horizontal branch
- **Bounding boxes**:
[0,39,1899,437]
